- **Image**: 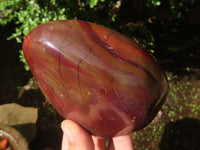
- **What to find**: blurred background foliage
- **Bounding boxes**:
[0,0,200,149]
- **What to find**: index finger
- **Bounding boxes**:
[108,134,134,150]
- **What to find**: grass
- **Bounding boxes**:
[132,73,200,150]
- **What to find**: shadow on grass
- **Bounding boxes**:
[159,117,200,150]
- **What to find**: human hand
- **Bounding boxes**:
[61,120,134,150]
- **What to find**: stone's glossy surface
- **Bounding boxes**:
[23,20,169,137]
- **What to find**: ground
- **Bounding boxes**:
[0,23,199,150]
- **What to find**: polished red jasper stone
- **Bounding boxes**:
[23,20,169,137]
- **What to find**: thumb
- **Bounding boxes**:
[61,120,94,150]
